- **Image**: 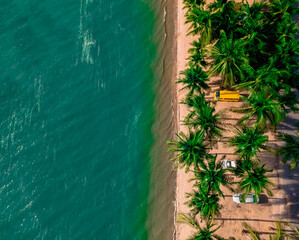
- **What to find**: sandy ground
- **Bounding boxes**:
[174,0,298,239]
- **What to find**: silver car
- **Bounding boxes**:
[233,194,259,204]
[221,159,236,169]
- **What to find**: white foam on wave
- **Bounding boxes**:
[34,75,43,112]
[79,0,96,64]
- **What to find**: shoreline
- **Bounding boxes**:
[146,0,178,239]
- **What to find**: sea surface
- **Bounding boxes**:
[0,0,172,239]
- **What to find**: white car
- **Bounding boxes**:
[233,194,259,204]
[221,159,236,169]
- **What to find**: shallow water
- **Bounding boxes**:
[0,0,166,239]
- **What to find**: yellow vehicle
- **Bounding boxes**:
[214,91,240,102]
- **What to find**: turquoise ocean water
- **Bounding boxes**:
[0,0,164,239]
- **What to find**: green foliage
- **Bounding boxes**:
[235,91,284,129]
[185,6,212,46]
[207,0,239,40]
[238,164,274,197]
[192,155,233,197]
[277,123,299,169]
[243,221,299,240]
[207,31,249,88]
[177,64,210,95]
[283,221,299,239]
[229,126,269,162]
[242,222,260,240]
[188,39,208,67]
[184,94,223,142]
[186,186,221,220]
[177,213,224,240]
[167,130,210,171]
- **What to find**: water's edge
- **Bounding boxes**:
[147,0,178,238]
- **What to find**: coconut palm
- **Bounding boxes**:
[182,92,208,109]
[185,96,223,142]
[192,155,233,197]
[185,6,212,46]
[239,164,274,197]
[277,123,299,169]
[186,186,221,220]
[271,36,299,88]
[183,0,206,11]
[269,0,299,18]
[233,91,284,129]
[177,213,224,240]
[177,63,210,95]
[208,0,240,39]
[242,222,260,240]
[243,221,297,240]
[275,88,299,114]
[188,39,208,67]
[235,1,268,67]
[168,130,210,171]
[283,221,299,239]
[207,31,250,88]
[269,221,284,240]
[229,126,269,162]
[234,158,254,177]
[235,65,290,94]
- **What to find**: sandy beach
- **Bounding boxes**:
[173,0,299,239]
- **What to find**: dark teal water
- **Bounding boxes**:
[0,0,159,239]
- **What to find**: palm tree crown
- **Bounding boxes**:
[239,164,274,197]
[185,95,223,142]
[177,64,210,95]
[236,91,284,129]
[229,126,269,162]
[277,123,299,169]
[207,31,249,88]
[186,186,221,219]
[168,130,209,171]
[192,155,232,197]
[177,213,223,240]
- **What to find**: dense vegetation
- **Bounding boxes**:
[168,0,299,238]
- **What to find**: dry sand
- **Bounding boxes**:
[174,0,294,239]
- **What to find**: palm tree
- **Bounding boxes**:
[208,0,239,39]
[188,39,208,67]
[168,130,210,171]
[177,63,210,95]
[233,91,284,129]
[177,213,224,240]
[277,123,299,169]
[234,1,268,67]
[186,186,221,220]
[185,96,224,142]
[229,126,269,162]
[185,6,212,46]
[243,221,297,240]
[183,0,206,11]
[242,222,260,240]
[234,158,254,177]
[269,221,284,240]
[235,65,290,94]
[269,0,299,18]
[239,164,274,197]
[207,31,250,88]
[192,155,233,197]
[283,221,299,239]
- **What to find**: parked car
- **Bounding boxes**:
[221,159,236,169]
[233,194,259,204]
[214,91,240,102]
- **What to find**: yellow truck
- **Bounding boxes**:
[214,91,240,102]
